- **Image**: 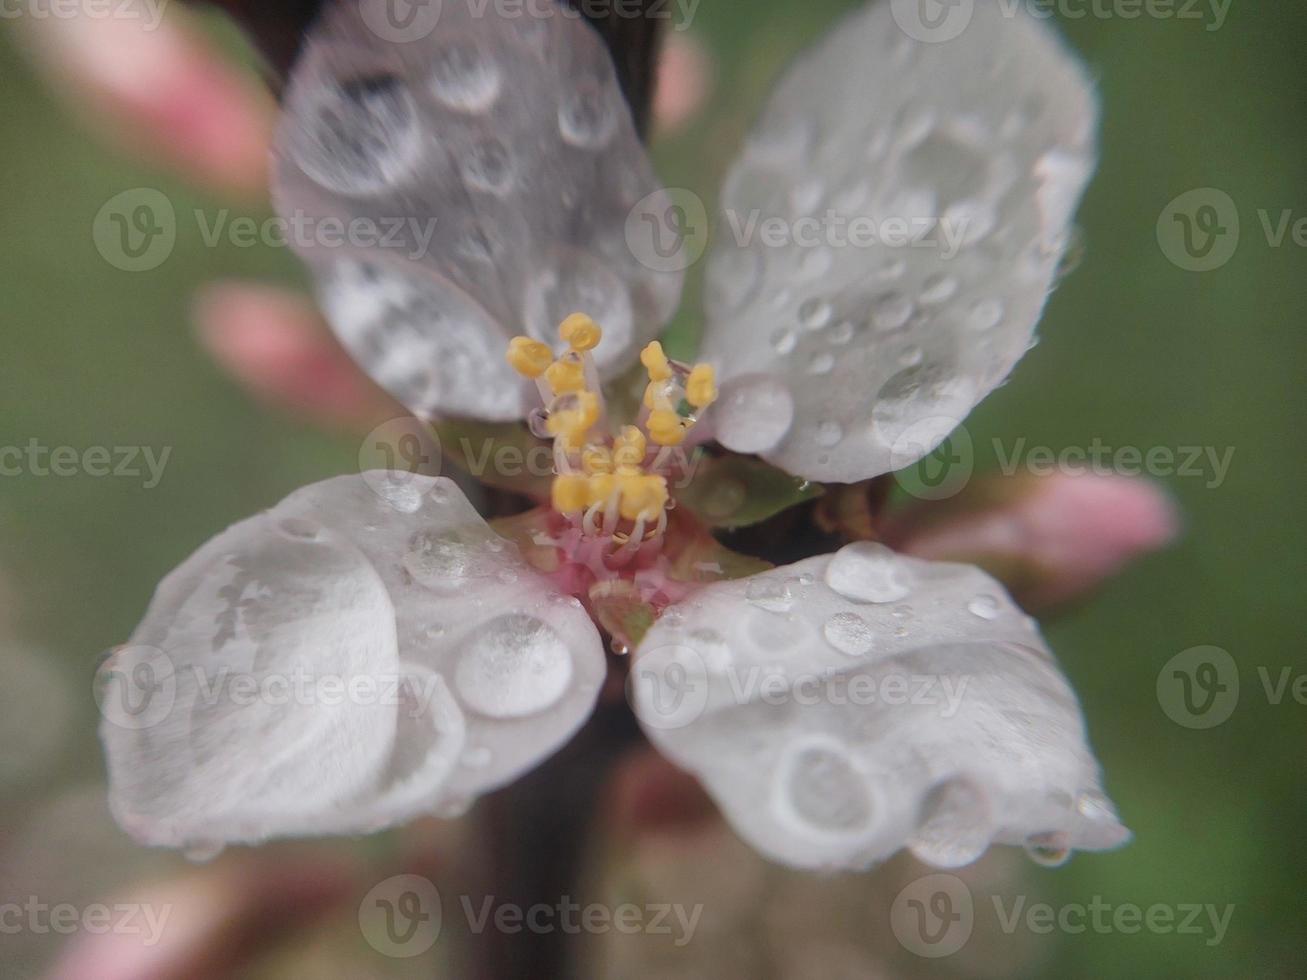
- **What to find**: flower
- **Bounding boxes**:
[99,0,1132,872]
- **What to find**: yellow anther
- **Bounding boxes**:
[560,312,602,351]
[646,409,687,446]
[581,444,613,475]
[612,425,647,471]
[618,473,669,522]
[546,391,600,447]
[640,341,672,382]
[506,336,554,379]
[551,473,590,514]
[586,472,617,507]
[686,363,718,409]
[545,353,587,395]
[643,379,676,412]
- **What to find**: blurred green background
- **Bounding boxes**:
[1,1,1304,977]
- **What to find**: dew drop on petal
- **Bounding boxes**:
[454,614,573,718]
[822,612,875,657]
[967,595,1001,620]
[430,41,501,113]
[871,292,914,332]
[558,81,617,148]
[1024,830,1073,868]
[798,297,833,330]
[277,517,323,541]
[775,738,874,836]
[816,420,843,447]
[825,542,910,603]
[967,298,1005,331]
[746,577,794,613]
[714,375,796,455]
[908,778,993,869]
[919,272,959,305]
[379,480,423,514]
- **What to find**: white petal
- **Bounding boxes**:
[100,474,604,850]
[630,545,1127,871]
[271,0,682,422]
[700,2,1097,481]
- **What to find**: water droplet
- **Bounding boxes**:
[776,738,874,836]
[459,137,514,194]
[689,629,733,673]
[430,41,501,112]
[558,81,616,148]
[423,624,446,640]
[967,298,1004,331]
[404,528,494,590]
[798,297,833,330]
[807,351,835,375]
[967,595,1001,620]
[825,542,910,603]
[919,272,959,305]
[746,577,794,613]
[714,375,795,454]
[454,614,573,718]
[294,75,420,195]
[829,321,855,345]
[822,612,875,656]
[899,345,923,367]
[770,327,797,355]
[871,292,914,332]
[908,779,993,868]
[379,480,423,513]
[1024,830,1072,868]
[183,840,224,864]
[815,420,843,447]
[277,517,322,541]
[797,248,833,280]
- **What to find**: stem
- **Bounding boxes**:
[470,697,642,980]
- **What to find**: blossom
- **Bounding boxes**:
[100,0,1132,872]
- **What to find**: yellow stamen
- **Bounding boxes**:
[586,472,617,507]
[560,312,602,351]
[617,473,669,521]
[612,425,647,471]
[581,444,613,475]
[506,336,554,379]
[640,341,672,382]
[646,408,687,446]
[544,353,586,395]
[551,473,589,514]
[546,391,600,447]
[686,363,718,409]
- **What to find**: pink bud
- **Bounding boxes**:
[194,282,399,429]
[882,473,1180,611]
[17,3,273,198]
